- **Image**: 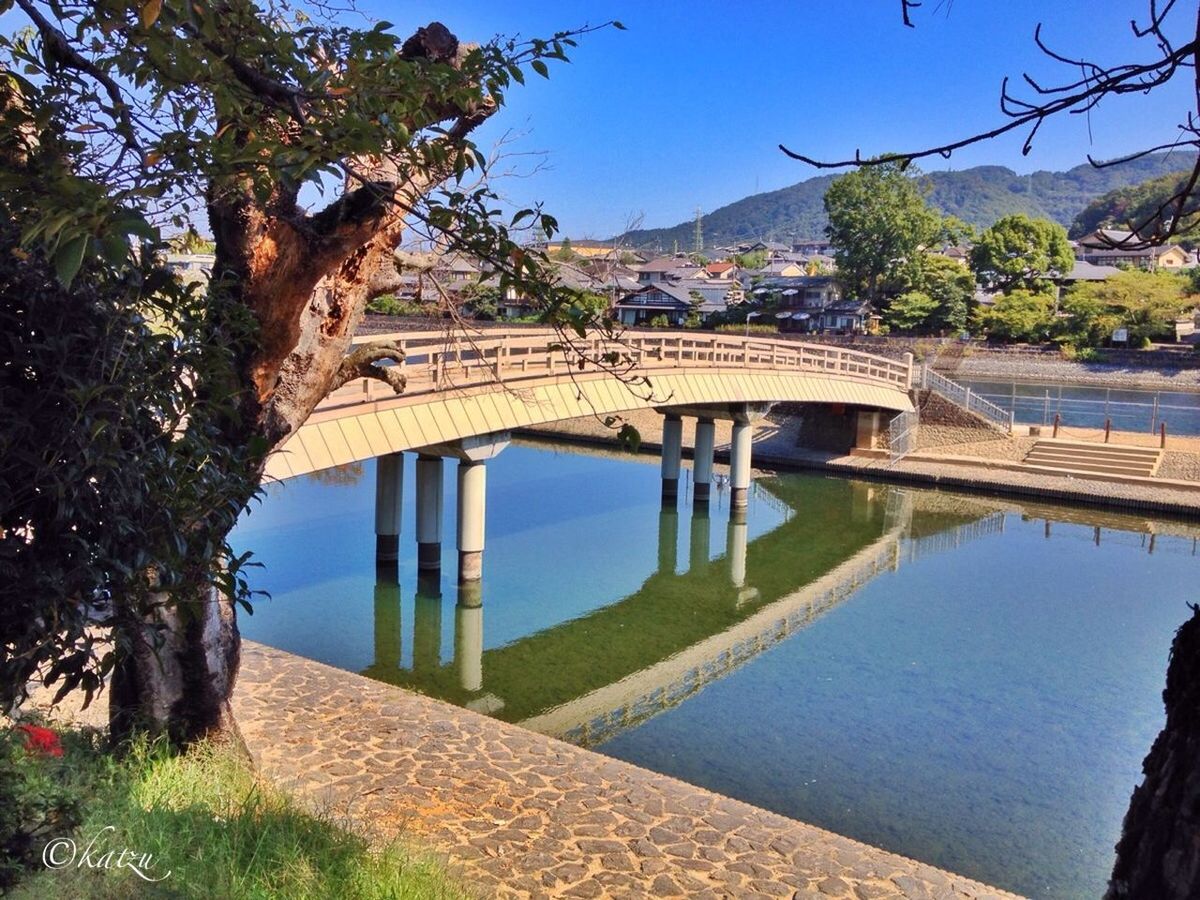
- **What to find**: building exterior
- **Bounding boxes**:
[612,283,700,326]
[1074,229,1193,270]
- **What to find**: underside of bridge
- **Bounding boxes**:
[264,367,911,481]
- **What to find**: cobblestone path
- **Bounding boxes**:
[234,643,1023,900]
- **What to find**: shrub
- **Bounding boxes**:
[649,315,671,328]
[366,294,426,317]
[0,724,103,890]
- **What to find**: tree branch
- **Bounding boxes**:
[329,341,408,393]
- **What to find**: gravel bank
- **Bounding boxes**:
[948,354,1200,390]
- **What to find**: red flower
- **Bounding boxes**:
[16,724,63,758]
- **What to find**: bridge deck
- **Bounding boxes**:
[267,329,914,480]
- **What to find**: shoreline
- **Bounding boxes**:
[515,423,1200,521]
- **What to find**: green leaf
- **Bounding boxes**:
[612,20,627,30]
[531,60,549,79]
[54,235,88,287]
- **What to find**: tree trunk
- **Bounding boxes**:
[1107,604,1200,898]
[109,577,242,748]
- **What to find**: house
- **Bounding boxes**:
[1060,259,1121,285]
[792,238,834,256]
[673,277,742,311]
[612,282,701,326]
[817,298,873,334]
[1074,228,1193,270]
[705,261,737,279]
[752,276,842,333]
[635,256,703,283]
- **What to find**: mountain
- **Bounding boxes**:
[614,154,1196,251]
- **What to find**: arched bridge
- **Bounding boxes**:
[266,328,914,481]
[265,327,915,584]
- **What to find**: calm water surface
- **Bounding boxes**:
[956,377,1200,435]
[233,441,1199,899]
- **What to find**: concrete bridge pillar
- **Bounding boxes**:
[730,420,753,510]
[457,460,487,582]
[693,418,716,505]
[455,582,483,693]
[415,454,444,572]
[661,413,683,504]
[375,452,404,568]
[415,432,510,584]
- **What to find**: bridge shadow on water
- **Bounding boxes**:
[359,476,1010,746]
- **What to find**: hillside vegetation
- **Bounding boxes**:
[616,153,1194,251]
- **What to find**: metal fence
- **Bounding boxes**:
[919,364,1014,433]
[956,379,1200,436]
[888,409,920,462]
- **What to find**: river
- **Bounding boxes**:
[233,440,1199,899]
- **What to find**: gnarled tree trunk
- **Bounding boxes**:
[106,22,494,748]
[1107,604,1200,898]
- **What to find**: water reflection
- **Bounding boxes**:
[350,478,1012,747]
[236,445,1200,900]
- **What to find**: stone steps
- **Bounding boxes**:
[1023,440,1161,478]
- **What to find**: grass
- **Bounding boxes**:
[10,730,467,899]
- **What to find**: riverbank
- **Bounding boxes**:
[25,644,1020,900]
[521,408,1200,518]
[941,350,1200,391]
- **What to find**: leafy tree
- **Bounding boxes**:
[910,255,975,333]
[1067,268,1194,344]
[551,237,577,262]
[883,291,939,333]
[732,250,767,270]
[1,0,616,745]
[970,214,1074,293]
[460,283,502,320]
[1056,290,1123,349]
[973,289,1056,343]
[824,160,947,303]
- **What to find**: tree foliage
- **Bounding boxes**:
[0,215,257,715]
[970,214,1074,293]
[0,0,619,741]
[884,291,939,333]
[973,289,1057,343]
[824,160,948,302]
[1066,268,1194,344]
[897,255,975,333]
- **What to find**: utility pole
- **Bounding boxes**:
[693,207,704,255]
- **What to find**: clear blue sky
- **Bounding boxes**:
[364,1,1198,238]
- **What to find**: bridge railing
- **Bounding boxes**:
[321,328,913,410]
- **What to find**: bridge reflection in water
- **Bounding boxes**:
[357,476,1015,747]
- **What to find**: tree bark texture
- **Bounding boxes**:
[108,23,492,747]
[1107,604,1200,899]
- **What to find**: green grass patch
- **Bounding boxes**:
[6,727,466,899]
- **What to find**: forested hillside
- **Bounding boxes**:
[615,154,1195,251]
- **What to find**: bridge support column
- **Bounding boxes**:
[455,582,483,693]
[693,418,715,506]
[728,508,748,589]
[375,452,404,568]
[415,455,444,572]
[457,460,487,582]
[730,420,753,510]
[661,413,683,504]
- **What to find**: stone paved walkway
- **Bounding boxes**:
[234,642,1022,899]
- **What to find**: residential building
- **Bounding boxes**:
[612,282,701,326]
[1074,229,1193,270]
